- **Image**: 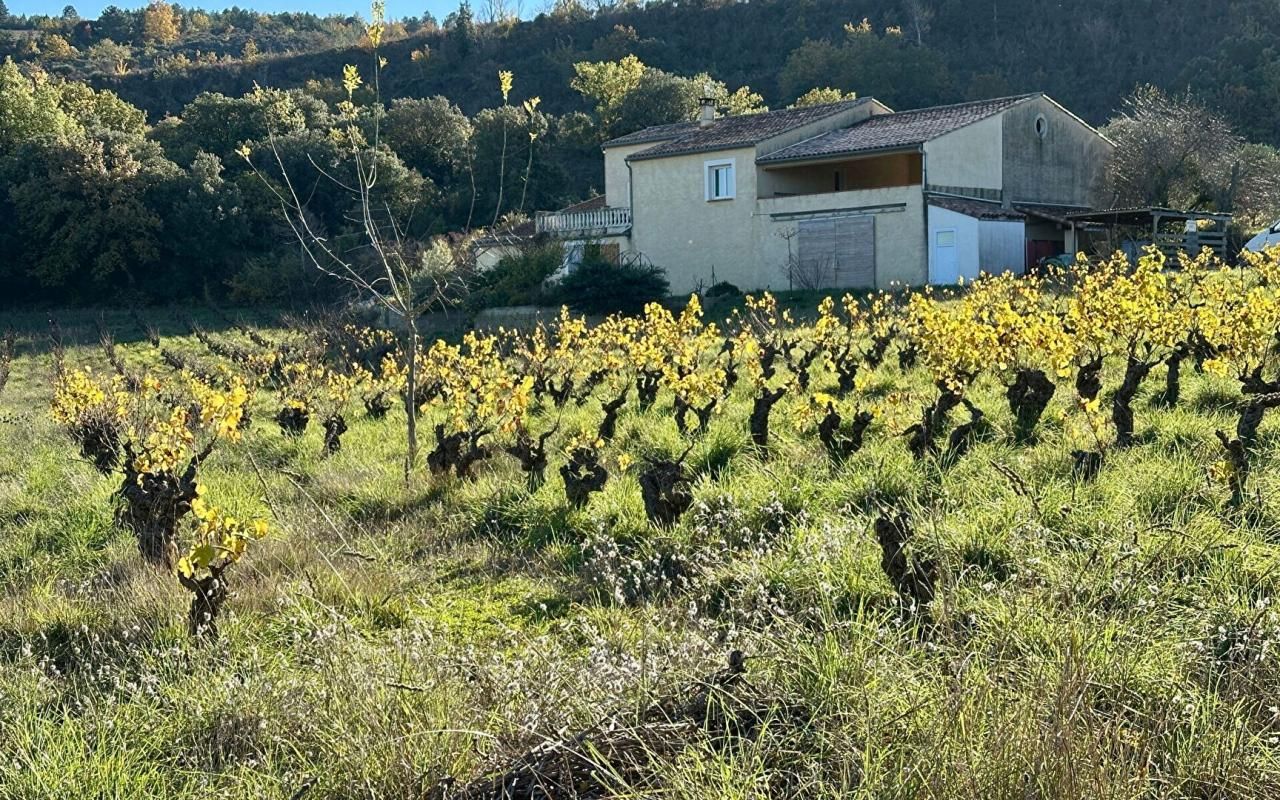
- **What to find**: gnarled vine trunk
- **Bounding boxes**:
[322,414,348,454]
[944,401,985,463]
[638,459,694,527]
[873,512,936,613]
[561,447,608,508]
[116,445,209,571]
[1216,392,1280,506]
[1112,356,1153,447]
[275,406,309,436]
[1160,343,1189,407]
[427,424,491,480]
[636,370,662,409]
[505,426,556,490]
[364,391,392,419]
[1075,356,1103,402]
[817,406,873,461]
[748,386,787,455]
[179,565,229,640]
[597,387,628,443]
[1005,368,1056,443]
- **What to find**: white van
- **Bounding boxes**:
[1247,219,1280,252]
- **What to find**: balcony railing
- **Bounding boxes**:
[536,206,632,237]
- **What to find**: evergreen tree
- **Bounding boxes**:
[448,1,475,59]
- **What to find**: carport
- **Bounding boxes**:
[1065,207,1233,259]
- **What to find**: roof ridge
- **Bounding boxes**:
[660,97,868,141]
[626,97,873,162]
[886,93,1040,118]
[757,93,1047,165]
[602,120,700,148]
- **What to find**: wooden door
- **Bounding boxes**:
[796,215,876,290]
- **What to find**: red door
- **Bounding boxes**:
[1025,240,1059,273]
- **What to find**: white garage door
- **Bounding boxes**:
[796,215,876,289]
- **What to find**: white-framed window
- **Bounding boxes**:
[705,158,736,201]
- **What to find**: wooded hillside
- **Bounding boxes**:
[2,0,1279,308]
[6,0,1273,148]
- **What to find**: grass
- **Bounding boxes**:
[2,308,1280,798]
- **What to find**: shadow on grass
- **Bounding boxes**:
[344,481,451,525]
[1191,387,1243,415]
[0,307,288,354]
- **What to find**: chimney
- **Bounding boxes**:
[698,85,717,128]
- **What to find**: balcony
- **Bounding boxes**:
[536,206,632,237]
[757,185,923,221]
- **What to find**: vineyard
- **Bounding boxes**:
[4,246,1280,797]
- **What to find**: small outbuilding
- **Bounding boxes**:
[926,196,1028,282]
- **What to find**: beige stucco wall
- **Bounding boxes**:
[759,187,927,289]
[924,113,1005,191]
[602,141,668,208]
[1000,96,1114,207]
[475,242,521,272]
[627,141,926,294]
[628,146,760,293]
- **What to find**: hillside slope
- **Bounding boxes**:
[88,0,1280,145]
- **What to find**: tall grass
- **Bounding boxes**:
[1,309,1278,798]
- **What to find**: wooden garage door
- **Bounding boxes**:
[796,215,876,290]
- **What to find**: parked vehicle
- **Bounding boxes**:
[1246,219,1280,252]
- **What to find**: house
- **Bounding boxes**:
[525,93,1114,293]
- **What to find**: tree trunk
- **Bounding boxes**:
[405,321,419,484]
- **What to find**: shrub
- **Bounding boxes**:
[705,280,741,298]
[466,241,564,311]
[552,251,669,316]
[226,253,344,306]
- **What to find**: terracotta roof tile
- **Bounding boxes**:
[625,99,873,161]
[929,195,1025,220]
[1013,203,1091,225]
[758,95,1038,164]
[603,122,699,148]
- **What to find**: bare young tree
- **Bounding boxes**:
[242,2,465,483]
[481,0,522,24]
[902,0,933,46]
[775,226,835,290]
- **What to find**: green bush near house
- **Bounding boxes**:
[704,281,741,298]
[551,248,670,316]
[465,242,564,312]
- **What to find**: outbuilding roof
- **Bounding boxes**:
[757,94,1039,165]
[623,99,873,162]
[929,195,1026,220]
[1013,202,1092,226]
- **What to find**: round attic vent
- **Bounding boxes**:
[1034,114,1048,139]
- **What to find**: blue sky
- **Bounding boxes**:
[8,1,472,21]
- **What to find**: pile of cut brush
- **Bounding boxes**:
[430,651,809,799]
